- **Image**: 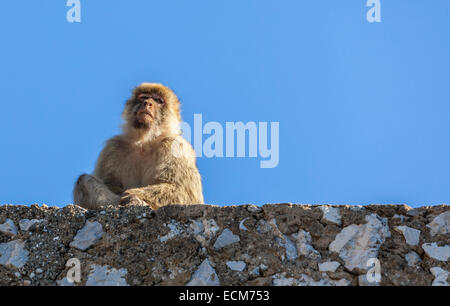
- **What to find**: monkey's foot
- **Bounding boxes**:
[119,194,147,207]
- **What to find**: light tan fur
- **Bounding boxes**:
[73,83,204,210]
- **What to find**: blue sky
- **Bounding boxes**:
[0,1,449,208]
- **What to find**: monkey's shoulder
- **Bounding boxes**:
[97,135,130,159]
[154,135,196,159]
[104,135,129,148]
[157,134,189,145]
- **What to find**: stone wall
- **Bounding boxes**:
[0,203,448,286]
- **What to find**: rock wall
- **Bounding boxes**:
[0,203,448,286]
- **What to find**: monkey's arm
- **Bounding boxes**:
[73,174,121,209]
[121,137,204,209]
[93,137,125,194]
[73,138,124,210]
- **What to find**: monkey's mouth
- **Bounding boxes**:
[137,111,153,119]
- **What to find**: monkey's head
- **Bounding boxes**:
[123,83,181,139]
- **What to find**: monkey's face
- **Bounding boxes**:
[123,83,181,136]
[132,92,164,129]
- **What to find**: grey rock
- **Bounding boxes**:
[239,218,249,231]
[226,261,246,272]
[247,205,262,213]
[393,214,406,222]
[430,267,449,286]
[86,265,128,286]
[186,259,220,286]
[250,264,267,277]
[405,251,421,267]
[256,219,273,234]
[358,274,381,286]
[202,219,219,239]
[276,235,297,261]
[0,240,29,268]
[160,220,182,242]
[56,277,75,286]
[259,263,268,271]
[319,206,342,225]
[292,230,321,260]
[189,220,204,235]
[0,219,18,237]
[427,212,450,236]
[69,221,104,251]
[349,206,365,212]
[272,274,297,286]
[395,226,421,246]
[213,229,240,250]
[422,243,450,261]
[319,261,341,272]
[333,278,352,286]
[272,273,350,286]
[329,214,391,272]
[296,274,347,286]
[19,219,43,231]
[250,266,261,277]
[407,209,420,217]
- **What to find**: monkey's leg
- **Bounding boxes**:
[73,174,120,210]
[121,183,202,210]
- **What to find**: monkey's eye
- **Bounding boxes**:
[153,97,164,104]
[138,94,151,102]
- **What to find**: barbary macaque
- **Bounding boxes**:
[73,83,204,210]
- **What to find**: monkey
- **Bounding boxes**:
[73,83,204,210]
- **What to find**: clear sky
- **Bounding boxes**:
[0,1,449,208]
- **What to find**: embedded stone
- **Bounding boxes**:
[213,229,240,250]
[56,277,75,286]
[319,206,342,225]
[329,214,391,272]
[69,221,104,251]
[395,226,420,246]
[358,274,381,286]
[226,261,246,272]
[276,235,298,261]
[160,220,182,242]
[186,259,220,286]
[239,218,249,231]
[0,240,29,268]
[427,212,450,236]
[86,265,128,286]
[19,219,43,232]
[0,219,18,237]
[202,219,220,239]
[422,243,450,261]
[430,267,449,286]
[319,261,341,272]
[189,220,204,235]
[405,251,421,267]
[292,230,321,260]
[272,273,350,286]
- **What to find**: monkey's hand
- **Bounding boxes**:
[120,191,147,207]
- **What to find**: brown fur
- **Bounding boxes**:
[73,83,204,210]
